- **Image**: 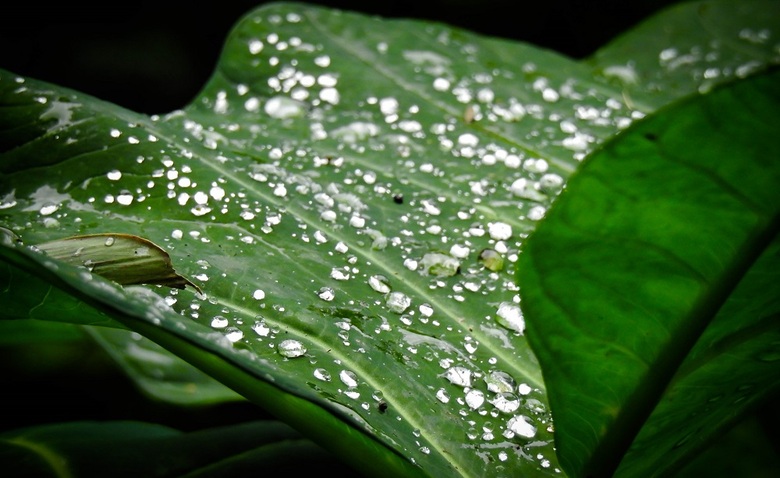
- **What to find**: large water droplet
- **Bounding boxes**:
[420,252,460,277]
[385,291,411,313]
[478,248,504,272]
[318,287,335,301]
[465,389,485,410]
[490,393,521,413]
[496,302,525,334]
[488,222,512,240]
[278,339,306,358]
[224,327,244,343]
[506,415,537,439]
[485,371,516,393]
[538,173,564,195]
[211,316,229,328]
[252,319,270,337]
[339,369,359,388]
[443,366,472,387]
[435,388,450,403]
[368,274,391,294]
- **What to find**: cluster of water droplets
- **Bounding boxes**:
[9,5,776,475]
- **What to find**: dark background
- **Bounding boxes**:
[0,1,682,115]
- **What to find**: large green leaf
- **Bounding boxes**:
[1,1,778,477]
[516,67,780,477]
[0,420,359,477]
[86,326,247,406]
[586,0,780,108]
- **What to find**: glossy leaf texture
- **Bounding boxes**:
[516,66,780,478]
[0,1,778,477]
[35,232,201,292]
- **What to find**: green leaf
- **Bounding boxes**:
[586,0,780,109]
[0,246,429,478]
[34,232,201,292]
[516,67,780,477]
[0,420,349,478]
[1,2,779,477]
[85,326,246,406]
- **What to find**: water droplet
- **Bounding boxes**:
[368,275,391,294]
[420,252,460,277]
[343,388,360,399]
[332,122,379,142]
[443,366,472,387]
[313,368,331,381]
[506,415,537,438]
[191,205,212,216]
[528,205,546,221]
[485,371,516,393]
[518,383,533,395]
[264,96,306,119]
[490,393,521,413]
[330,267,351,281]
[339,369,359,388]
[488,222,512,240]
[538,173,564,195]
[478,248,504,272]
[252,319,270,337]
[107,170,122,180]
[211,316,229,328]
[418,303,434,317]
[562,132,592,151]
[225,327,244,343]
[116,191,134,206]
[253,289,266,300]
[278,339,306,358]
[435,388,450,403]
[525,398,546,413]
[349,215,366,228]
[385,291,411,313]
[496,302,525,334]
[104,236,115,247]
[463,337,478,354]
[318,287,335,301]
[465,389,485,409]
[450,244,471,259]
[39,203,59,216]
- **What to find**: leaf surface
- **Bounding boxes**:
[516,67,780,477]
[0,420,351,478]
[35,233,200,292]
[1,2,778,477]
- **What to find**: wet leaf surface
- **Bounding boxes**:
[1,2,778,477]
